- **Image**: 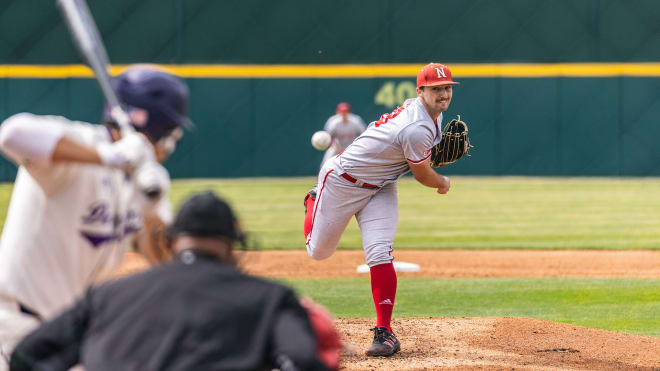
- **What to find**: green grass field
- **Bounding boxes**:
[169,176,660,336]
[3,176,655,250]
[281,277,660,337]
[167,176,660,250]
[1,176,659,336]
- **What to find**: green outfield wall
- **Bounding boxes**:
[1,0,660,180]
[2,0,659,64]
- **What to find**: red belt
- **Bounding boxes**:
[340,173,379,188]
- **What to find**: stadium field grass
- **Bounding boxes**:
[167,176,660,250]
[281,277,660,337]
[0,176,658,337]
[2,176,655,250]
[165,176,660,337]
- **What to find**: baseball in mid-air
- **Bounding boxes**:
[311,130,331,151]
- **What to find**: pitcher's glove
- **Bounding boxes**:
[430,115,473,167]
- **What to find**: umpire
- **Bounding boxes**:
[10,191,330,371]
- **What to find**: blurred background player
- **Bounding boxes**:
[320,102,366,167]
[303,63,455,357]
[0,65,192,370]
[10,190,336,371]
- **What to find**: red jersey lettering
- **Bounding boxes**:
[374,102,413,127]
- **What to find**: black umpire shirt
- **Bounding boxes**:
[10,249,328,371]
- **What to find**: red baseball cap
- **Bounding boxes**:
[416,63,460,88]
[336,102,351,113]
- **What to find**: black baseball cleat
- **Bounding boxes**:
[365,327,400,357]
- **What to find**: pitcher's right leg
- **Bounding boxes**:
[303,187,317,239]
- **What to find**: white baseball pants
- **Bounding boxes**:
[306,162,398,267]
[0,297,40,371]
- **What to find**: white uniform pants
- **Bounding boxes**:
[306,162,398,267]
[0,296,40,371]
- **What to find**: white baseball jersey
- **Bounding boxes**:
[337,98,442,186]
[323,113,367,151]
[306,97,443,266]
[0,114,168,320]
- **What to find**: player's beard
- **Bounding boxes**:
[419,91,451,118]
[434,98,450,112]
[425,98,450,118]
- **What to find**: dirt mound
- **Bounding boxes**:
[337,317,660,370]
[114,250,660,370]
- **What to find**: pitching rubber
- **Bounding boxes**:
[357,261,420,273]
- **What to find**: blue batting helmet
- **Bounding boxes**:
[104,65,194,141]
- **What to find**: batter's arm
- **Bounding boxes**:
[408,158,450,194]
[50,131,152,171]
[0,113,78,168]
[50,136,105,164]
[0,113,152,173]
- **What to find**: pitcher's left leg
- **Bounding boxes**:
[355,183,400,356]
[357,182,398,267]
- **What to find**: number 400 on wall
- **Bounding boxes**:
[374,81,417,109]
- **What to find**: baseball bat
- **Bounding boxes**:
[57,0,139,281]
[56,0,132,134]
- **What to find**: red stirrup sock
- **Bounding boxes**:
[303,194,315,239]
[370,262,397,332]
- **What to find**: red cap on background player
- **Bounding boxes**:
[416,63,460,88]
[336,102,351,113]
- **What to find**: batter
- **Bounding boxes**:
[0,66,193,370]
[303,63,458,357]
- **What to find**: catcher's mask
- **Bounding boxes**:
[104,65,195,142]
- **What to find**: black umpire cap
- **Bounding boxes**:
[168,191,240,241]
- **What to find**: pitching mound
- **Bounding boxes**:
[338,317,660,370]
[114,250,660,370]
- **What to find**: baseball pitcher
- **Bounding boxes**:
[0,66,193,370]
[303,63,467,357]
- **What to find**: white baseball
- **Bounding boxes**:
[311,130,331,151]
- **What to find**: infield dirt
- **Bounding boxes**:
[116,250,660,370]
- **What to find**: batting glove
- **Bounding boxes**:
[97,131,154,172]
